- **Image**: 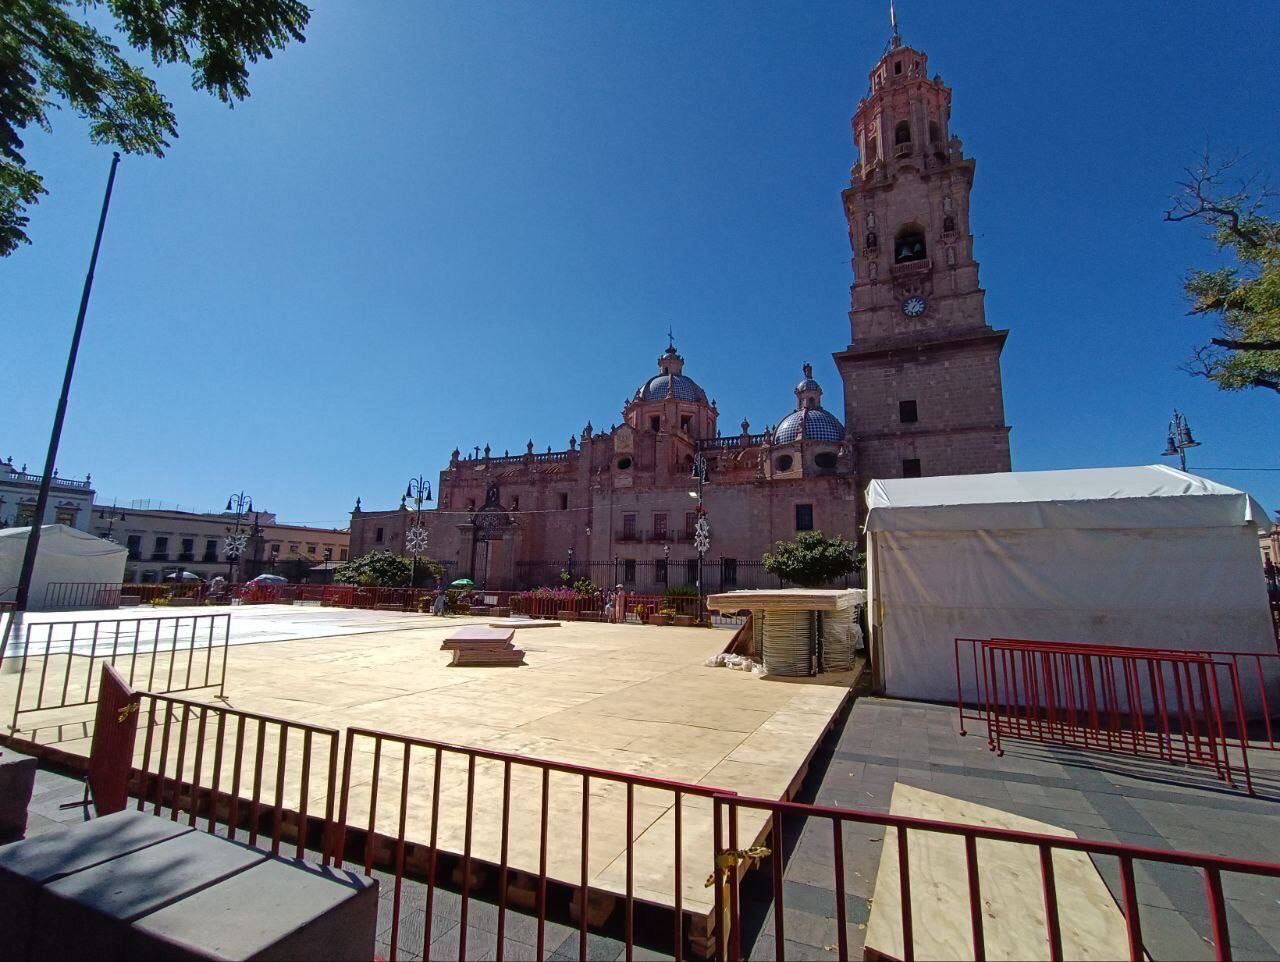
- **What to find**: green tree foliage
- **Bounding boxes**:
[761,531,862,588]
[334,550,416,588]
[1,0,310,254]
[1167,157,1280,394]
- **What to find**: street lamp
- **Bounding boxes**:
[224,491,253,583]
[1161,410,1201,472]
[405,475,433,588]
[691,454,711,624]
[97,501,127,542]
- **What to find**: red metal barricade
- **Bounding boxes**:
[954,638,1270,794]
[87,664,141,815]
[712,791,1280,962]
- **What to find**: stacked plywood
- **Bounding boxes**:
[441,627,526,666]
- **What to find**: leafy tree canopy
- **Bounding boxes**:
[761,531,862,588]
[1,0,310,255]
[333,550,438,588]
[1166,156,1280,394]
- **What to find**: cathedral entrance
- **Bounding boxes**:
[467,483,514,589]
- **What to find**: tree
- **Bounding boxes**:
[2,0,310,255]
[334,550,416,588]
[1166,155,1280,394]
[762,531,862,588]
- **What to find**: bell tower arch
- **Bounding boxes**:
[834,26,1011,481]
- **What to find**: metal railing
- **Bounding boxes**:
[711,791,1280,962]
[133,690,340,859]
[954,638,1279,796]
[42,581,124,610]
[9,613,231,730]
[333,726,732,962]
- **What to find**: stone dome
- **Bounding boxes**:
[774,407,845,444]
[635,344,708,402]
[774,362,844,443]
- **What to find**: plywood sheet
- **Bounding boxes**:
[864,784,1132,961]
[706,588,865,613]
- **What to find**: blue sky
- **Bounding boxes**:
[6,1,1279,527]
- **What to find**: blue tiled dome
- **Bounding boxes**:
[796,376,821,393]
[774,407,845,444]
[637,372,707,403]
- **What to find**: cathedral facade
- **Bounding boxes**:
[348,34,1010,591]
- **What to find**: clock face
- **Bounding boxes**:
[902,295,927,318]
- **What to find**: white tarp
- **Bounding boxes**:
[0,524,127,610]
[864,465,1275,704]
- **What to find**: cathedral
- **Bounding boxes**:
[348,30,1010,591]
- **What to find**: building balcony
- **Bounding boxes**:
[177,553,195,562]
[149,553,169,561]
[616,531,642,543]
[647,532,672,543]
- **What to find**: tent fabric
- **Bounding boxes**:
[865,464,1271,534]
[863,467,1277,707]
[0,524,127,609]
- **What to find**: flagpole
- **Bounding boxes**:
[10,152,122,618]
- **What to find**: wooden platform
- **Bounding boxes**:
[864,784,1131,961]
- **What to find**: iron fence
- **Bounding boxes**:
[954,638,1280,796]
[515,559,861,594]
[9,613,231,730]
[41,581,124,610]
[133,689,340,859]
[333,726,733,961]
[711,791,1280,962]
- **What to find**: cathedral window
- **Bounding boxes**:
[894,228,927,263]
[680,414,692,433]
[929,121,941,144]
[795,504,814,531]
[894,61,903,75]
[814,451,838,471]
[623,514,637,539]
[650,415,661,432]
[777,454,794,472]
[943,215,956,233]
[902,458,922,478]
[894,121,912,145]
[865,231,878,250]
[559,493,569,510]
[866,137,878,162]
[900,400,918,424]
[617,456,632,470]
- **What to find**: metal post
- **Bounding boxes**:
[12,152,121,613]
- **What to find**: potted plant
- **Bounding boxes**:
[634,603,650,623]
[650,606,676,626]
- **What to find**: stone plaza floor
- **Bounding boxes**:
[734,696,1280,961]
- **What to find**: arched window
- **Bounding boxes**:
[865,137,879,162]
[929,121,941,144]
[894,228,927,264]
[894,121,912,145]
[943,215,956,233]
[865,231,878,250]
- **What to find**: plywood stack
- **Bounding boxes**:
[706,588,866,677]
[441,627,526,666]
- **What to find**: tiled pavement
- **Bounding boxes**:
[736,696,1280,961]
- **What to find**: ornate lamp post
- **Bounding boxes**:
[691,454,711,624]
[224,491,253,583]
[1161,410,1201,472]
[97,501,127,542]
[404,475,433,587]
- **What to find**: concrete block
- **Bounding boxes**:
[130,856,378,962]
[28,829,267,960]
[0,749,37,843]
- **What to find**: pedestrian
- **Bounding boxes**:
[432,590,447,616]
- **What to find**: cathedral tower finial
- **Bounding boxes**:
[890,1,901,48]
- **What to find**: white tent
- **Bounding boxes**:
[0,525,127,610]
[863,465,1275,703]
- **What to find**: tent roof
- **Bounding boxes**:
[0,523,128,557]
[865,465,1272,534]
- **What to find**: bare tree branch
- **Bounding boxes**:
[1210,337,1280,352]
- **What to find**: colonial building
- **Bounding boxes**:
[0,457,96,531]
[94,505,349,584]
[348,30,1012,591]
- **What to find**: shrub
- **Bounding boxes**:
[762,531,862,587]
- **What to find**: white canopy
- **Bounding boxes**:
[0,524,127,610]
[863,466,1276,706]
[866,464,1271,534]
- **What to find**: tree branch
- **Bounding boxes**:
[1210,337,1280,352]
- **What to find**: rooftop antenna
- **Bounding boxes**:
[890,0,902,48]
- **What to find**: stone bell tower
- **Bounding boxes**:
[833,25,1011,481]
